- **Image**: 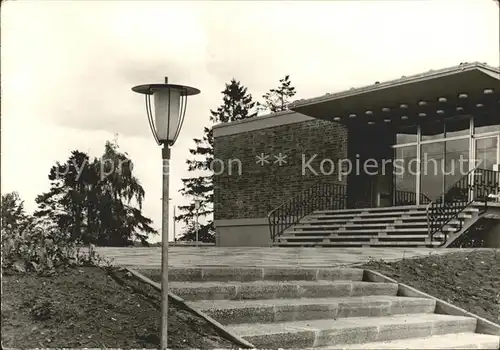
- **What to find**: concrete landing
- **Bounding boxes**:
[96,247,494,268]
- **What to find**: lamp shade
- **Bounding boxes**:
[132,78,200,146]
[154,88,182,142]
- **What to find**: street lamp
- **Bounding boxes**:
[132,77,200,350]
[194,198,201,246]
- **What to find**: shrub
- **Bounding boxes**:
[1,217,110,274]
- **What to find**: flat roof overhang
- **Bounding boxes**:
[290,63,500,128]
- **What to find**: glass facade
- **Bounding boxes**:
[420,142,445,200]
[396,125,418,145]
[394,146,418,205]
[421,120,445,141]
[444,138,470,191]
[476,136,499,170]
[392,115,500,203]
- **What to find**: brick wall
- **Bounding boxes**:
[213,118,348,220]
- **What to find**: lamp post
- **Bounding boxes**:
[173,204,176,244]
[132,77,200,350]
[194,199,201,246]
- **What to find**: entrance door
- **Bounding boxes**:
[374,162,393,207]
[347,174,374,209]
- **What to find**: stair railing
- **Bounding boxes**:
[426,167,476,245]
[426,167,500,246]
[268,181,347,243]
[394,190,432,206]
[419,193,433,205]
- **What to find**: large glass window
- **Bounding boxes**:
[475,124,500,135]
[444,138,470,191]
[395,125,417,145]
[421,119,445,141]
[394,146,418,204]
[474,112,500,135]
[390,116,499,205]
[446,116,470,138]
[475,136,499,170]
[420,142,445,200]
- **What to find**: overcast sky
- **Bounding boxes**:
[2,0,499,242]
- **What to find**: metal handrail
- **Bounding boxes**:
[425,167,500,246]
[426,167,477,245]
[420,193,432,205]
[394,190,432,206]
[268,180,323,215]
[267,180,347,242]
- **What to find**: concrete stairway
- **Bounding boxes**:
[169,267,499,349]
[275,205,480,248]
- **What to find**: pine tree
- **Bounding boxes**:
[258,75,297,114]
[176,79,257,242]
[34,150,93,242]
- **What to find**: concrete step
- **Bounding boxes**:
[301,218,353,224]
[284,231,433,237]
[305,213,471,222]
[170,280,398,301]
[359,216,453,223]
[314,205,428,214]
[293,222,458,229]
[226,313,476,348]
[188,295,436,324]
[431,214,472,220]
[285,231,454,237]
[311,211,421,218]
[296,223,396,229]
[287,228,431,235]
[279,234,443,242]
[275,241,443,247]
[348,228,429,233]
[166,267,364,282]
[352,221,444,228]
[320,332,500,349]
[313,206,478,216]
[301,216,461,224]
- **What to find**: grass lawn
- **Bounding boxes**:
[360,250,500,325]
[1,267,238,349]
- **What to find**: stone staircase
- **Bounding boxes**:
[274,205,481,248]
[169,267,499,349]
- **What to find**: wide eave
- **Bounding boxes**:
[290,62,500,127]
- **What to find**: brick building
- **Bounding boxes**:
[213,62,500,247]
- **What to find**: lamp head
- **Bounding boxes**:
[132,77,200,146]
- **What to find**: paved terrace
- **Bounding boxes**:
[96,247,493,269]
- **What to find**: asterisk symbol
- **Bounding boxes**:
[274,153,287,166]
[256,153,270,166]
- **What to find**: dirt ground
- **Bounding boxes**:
[1,267,238,349]
[360,250,500,324]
